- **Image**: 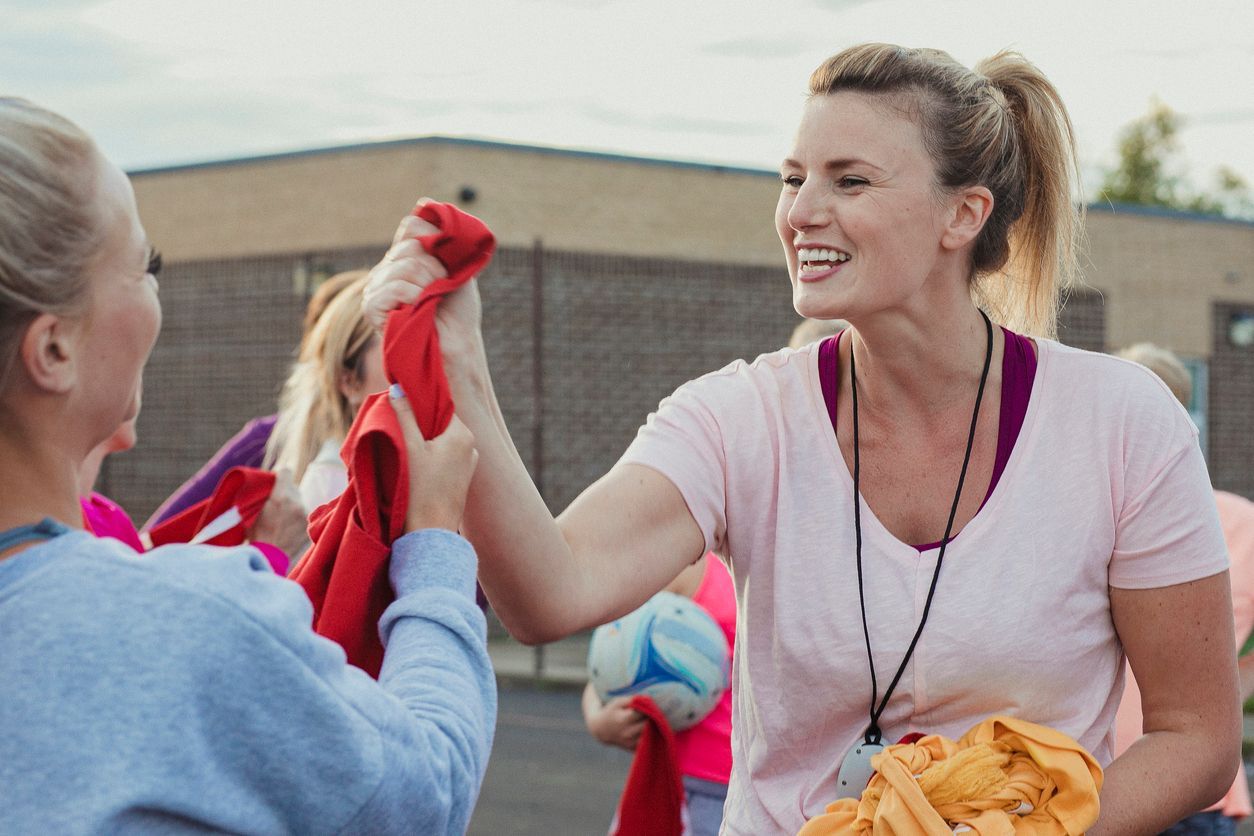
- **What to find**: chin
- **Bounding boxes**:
[793,293,843,322]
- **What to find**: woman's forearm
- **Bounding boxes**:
[1091,728,1238,835]
[447,346,590,644]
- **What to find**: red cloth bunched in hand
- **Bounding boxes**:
[146,466,276,548]
[610,696,686,836]
[289,201,495,677]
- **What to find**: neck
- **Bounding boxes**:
[845,296,994,418]
[0,413,85,535]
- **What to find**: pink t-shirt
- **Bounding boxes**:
[1114,489,1254,820]
[620,337,1228,834]
[674,554,736,784]
[81,492,144,552]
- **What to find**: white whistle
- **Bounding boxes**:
[834,740,885,799]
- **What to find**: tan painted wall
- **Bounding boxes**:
[132,140,784,267]
[1086,210,1254,358]
[132,139,1254,357]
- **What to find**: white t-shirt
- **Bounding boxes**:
[299,439,347,514]
[620,337,1228,834]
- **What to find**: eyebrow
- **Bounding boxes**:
[780,157,885,173]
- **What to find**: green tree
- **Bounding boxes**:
[1097,101,1252,219]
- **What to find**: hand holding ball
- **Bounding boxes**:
[587,591,730,732]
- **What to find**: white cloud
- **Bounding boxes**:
[1,0,1247,190]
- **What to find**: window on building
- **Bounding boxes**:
[1180,356,1209,461]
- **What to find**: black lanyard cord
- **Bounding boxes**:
[850,309,993,745]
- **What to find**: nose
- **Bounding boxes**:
[786,178,830,234]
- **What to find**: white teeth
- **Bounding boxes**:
[797,247,849,264]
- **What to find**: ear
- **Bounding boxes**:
[18,313,80,394]
[940,186,994,252]
[336,366,364,406]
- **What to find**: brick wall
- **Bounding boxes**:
[1057,287,1106,353]
[98,244,796,522]
[1210,302,1254,499]
[533,249,796,513]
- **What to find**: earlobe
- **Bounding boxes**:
[337,368,363,406]
[19,313,78,394]
[941,187,995,252]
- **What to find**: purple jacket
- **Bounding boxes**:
[145,415,277,529]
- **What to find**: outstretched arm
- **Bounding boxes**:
[363,207,706,645]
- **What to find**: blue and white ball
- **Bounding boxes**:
[587,591,731,732]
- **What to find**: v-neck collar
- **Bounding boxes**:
[807,333,1051,558]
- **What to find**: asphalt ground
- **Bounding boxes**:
[468,683,631,835]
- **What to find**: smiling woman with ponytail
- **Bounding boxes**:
[364,44,1238,833]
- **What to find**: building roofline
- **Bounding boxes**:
[124,138,1254,229]
[126,135,780,180]
[1086,200,1254,229]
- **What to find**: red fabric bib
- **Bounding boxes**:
[145,466,275,548]
[290,201,495,676]
[611,696,686,836]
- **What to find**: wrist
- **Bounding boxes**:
[404,507,461,536]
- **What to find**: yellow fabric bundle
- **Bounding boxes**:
[797,716,1103,835]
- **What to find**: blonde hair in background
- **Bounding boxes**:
[265,271,372,482]
[300,270,369,353]
[808,44,1083,339]
[789,318,849,349]
[1116,343,1192,407]
[0,98,103,394]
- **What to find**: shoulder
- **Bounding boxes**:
[13,533,313,655]
[667,344,816,414]
[1040,339,1184,403]
[1037,339,1197,445]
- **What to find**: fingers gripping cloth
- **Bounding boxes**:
[289,202,495,677]
[797,716,1103,836]
[146,467,276,548]
[609,696,687,836]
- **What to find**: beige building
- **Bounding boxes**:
[109,137,1254,517]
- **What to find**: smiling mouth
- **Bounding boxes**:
[796,246,850,280]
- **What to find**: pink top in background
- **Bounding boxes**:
[674,554,736,784]
[81,492,144,552]
[1115,489,1254,820]
[621,338,1228,834]
[81,492,289,575]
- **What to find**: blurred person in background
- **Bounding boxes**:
[145,270,363,528]
[582,552,735,836]
[266,272,389,514]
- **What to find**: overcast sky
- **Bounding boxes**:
[5,0,1253,200]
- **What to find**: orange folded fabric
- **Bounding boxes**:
[798,716,1102,836]
[289,201,495,676]
[145,466,275,548]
